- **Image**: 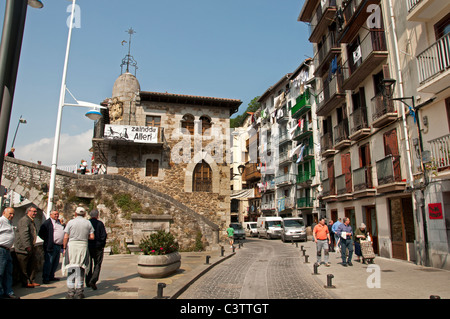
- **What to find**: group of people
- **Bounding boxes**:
[0,205,107,299]
[313,217,371,267]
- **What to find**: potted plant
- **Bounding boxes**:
[137,230,181,278]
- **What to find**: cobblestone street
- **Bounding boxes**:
[178,238,331,299]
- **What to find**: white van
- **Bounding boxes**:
[243,222,258,237]
[257,217,283,239]
[281,217,307,242]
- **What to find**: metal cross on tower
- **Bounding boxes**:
[121,27,138,75]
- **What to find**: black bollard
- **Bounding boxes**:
[430,295,441,299]
[313,262,319,275]
[221,246,225,257]
[295,242,298,248]
[291,238,294,245]
[205,255,211,265]
[325,274,336,288]
[304,255,310,264]
[302,249,306,256]
[301,245,304,251]
[156,283,166,298]
[232,245,235,253]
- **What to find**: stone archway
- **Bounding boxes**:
[184,151,220,193]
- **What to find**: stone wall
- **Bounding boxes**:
[2,158,220,252]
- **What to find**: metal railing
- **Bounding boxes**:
[297,197,314,208]
[417,32,450,85]
[406,0,422,12]
[274,174,296,185]
[371,92,395,121]
[428,134,450,170]
[321,132,334,151]
[317,72,344,112]
[353,166,373,191]
[376,155,398,186]
[350,106,369,134]
[334,119,350,144]
[309,0,337,37]
[343,30,387,80]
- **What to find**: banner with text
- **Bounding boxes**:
[104,124,158,143]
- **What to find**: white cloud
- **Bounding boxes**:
[16,130,93,168]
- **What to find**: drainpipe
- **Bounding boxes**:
[387,0,414,188]
[388,0,429,266]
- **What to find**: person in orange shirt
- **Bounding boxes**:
[313,217,331,267]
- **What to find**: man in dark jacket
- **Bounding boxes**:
[38,210,65,284]
[86,210,107,290]
[15,206,39,288]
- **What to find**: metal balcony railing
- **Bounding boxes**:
[274,174,296,185]
[428,134,450,170]
[321,132,334,151]
[406,0,422,12]
[353,166,373,191]
[417,32,450,85]
[350,106,369,134]
[297,197,314,208]
[371,92,395,121]
[334,119,350,144]
[376,155,401,186]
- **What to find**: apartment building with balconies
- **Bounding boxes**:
[299,0,419,262]
[400,0,450,269]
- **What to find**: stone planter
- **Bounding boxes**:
[137,252,181,278]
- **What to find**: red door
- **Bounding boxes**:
[341,153,352,193]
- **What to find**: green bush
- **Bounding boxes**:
[139,230,179,255]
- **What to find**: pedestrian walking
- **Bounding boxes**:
[38,210,65,284]
[62,207,94,299]
[328,220,335,252]
[14,206,40,288]
[226,224,234,248]
[336,218,354,267]
[354,223,368,263]
[0,208,19,299]
[331,218,342,253]
[86,209,107,291]
[313,217,331,266]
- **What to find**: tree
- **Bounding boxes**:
[230,96,261,128]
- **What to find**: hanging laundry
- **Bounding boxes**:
[331,55,338,74]
[296,145,306,163]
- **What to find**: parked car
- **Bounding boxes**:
[257,216,283,239]
[230,223,246,240]
[281,217,307,242]
[243,222,258,237]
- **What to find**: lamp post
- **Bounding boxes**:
[10,115,26,149]
[0,0,43,188]
[46,0,105,218]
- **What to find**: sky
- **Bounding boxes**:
[0,0,311,167]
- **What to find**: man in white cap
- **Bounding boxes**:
[62,207,94,299]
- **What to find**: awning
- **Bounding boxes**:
[231,189,254,199]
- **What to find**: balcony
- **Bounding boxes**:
[274,174,296,186]
[291,89,311,118]
[342,31,388,91]
[297,171,312,187]
[279,197,296,211]
[316,73,346,116]
[334,119,351,150]
[314,32,341,77]
[416,33,450,94]
[322,178,337,202]
[321,132,336,158]
[349,107,370,141]
[336,174,353,201]
[428,134,450,173]
[376,155,406,193]
[352,166,376,198]
[261,201,276,211]
[278,151,292,165]
[292,121,313,141]
[278,132,291,145]
[243,162,261,182]
[294,144,315,163]
[338,0,381,43]
[309,0,338,43]
[297,197,314,209]
[407,0,450,22]
[371,93,397,128]
[261,177,276,193]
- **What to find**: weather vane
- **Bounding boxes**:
[121,27,138,75]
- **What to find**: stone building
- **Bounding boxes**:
[92,72,241,249]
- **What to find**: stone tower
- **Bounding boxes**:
[108,72,141,126]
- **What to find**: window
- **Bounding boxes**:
[146,159,159,177]
[193,160,212,192]
[181,114,195,135]
[146,115,161,127]
[200,116,211,135]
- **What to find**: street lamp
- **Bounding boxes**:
[11,115,26,149]
[46,0,106,218]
